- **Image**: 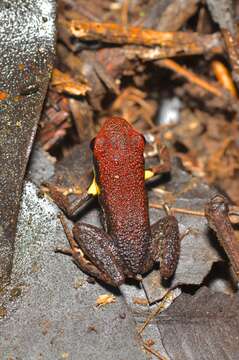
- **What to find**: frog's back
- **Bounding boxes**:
[92,117,151,275]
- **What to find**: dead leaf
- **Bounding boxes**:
[96,294,116,307]
[156,287,239,359]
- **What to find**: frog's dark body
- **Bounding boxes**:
[93,118,151,275]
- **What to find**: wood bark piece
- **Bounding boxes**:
[206,0,239,86]
[205,195,239,282]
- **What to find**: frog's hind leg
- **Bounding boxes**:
[59,214,125,287]
[57,215,104,281]
[56,214,85,257]
[150,214,180,279]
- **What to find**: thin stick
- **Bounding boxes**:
[150,203,239,226]
[138,290,179,334]
[158,59,225,97]
[143,343,167,360]
[150,203,205,217]
[121,0,128,28]
[211,60,237,97]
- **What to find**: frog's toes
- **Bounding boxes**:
[135,274,143,282]
[55,246,73,255]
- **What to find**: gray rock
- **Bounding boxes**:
[0,182,146,360]
[0,0,56,286]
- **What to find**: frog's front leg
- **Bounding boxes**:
[44,175,100,217]
[145,215,180,278]
[59,215,125,287]
[44,182,93,217]
[145,145,171,182]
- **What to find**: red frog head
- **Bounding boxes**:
[91,117,145,164]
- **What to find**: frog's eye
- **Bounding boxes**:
[132,134,146,147]
[90,137,96,151]
[141,135,146,144]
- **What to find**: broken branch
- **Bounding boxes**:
[63,19,223,57]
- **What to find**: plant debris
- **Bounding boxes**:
[51,68,91,96]
[96,294,116,307]
[156,287,239,359]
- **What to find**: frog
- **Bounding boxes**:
[47,117,180,287]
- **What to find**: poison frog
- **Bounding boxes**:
[48,117,180,286]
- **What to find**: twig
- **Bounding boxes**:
[211,60,237,97]
[143,343,167,360]
[150,203,205,217]
[138,289,180,334]
[158,59,227,97]
[63,19,223,57]
[121,0,129,28]
[150,202,239,225]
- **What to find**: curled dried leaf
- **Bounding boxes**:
[96,294,116,307]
